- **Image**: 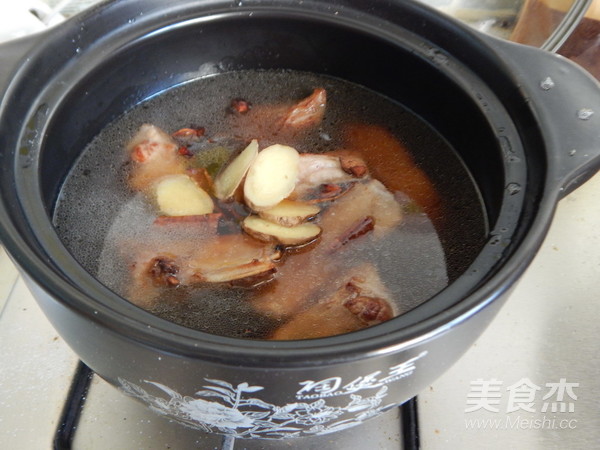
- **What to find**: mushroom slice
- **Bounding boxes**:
[213,139,259,200]
[258,200,320,227]
[127,124,188,191]
[243,144,300,211]
[242,215,321,247]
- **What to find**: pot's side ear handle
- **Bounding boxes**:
[0,34,41,104]
[489,38,600,198]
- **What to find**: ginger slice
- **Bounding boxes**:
[281,88,327,129]
[242,215,321,246]
[243,144,300,211]
[154,174,214,216]
[213,139,258,200]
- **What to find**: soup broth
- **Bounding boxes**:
[53,70,486,339]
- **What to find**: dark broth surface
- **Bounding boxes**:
[53,70,486,339]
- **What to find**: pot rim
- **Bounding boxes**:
[0,0,572,367]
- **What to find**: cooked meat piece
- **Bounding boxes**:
[127,124,188,191]
[280,88,327,129]
[269,264,395,340]
[125,228,281,308]
[250,180,402,319]
[291,153,357,200]
[318,179,403,245]
[224,89,327,143]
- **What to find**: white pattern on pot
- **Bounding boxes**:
[118,351,427,439]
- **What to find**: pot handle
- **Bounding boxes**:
[0,34,41,103]
[487,37,600,198]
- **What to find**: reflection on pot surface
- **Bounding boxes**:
[418,0,526,39]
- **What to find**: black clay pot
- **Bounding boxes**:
[1,0,599,439]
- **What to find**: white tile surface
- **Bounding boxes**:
[419,172,600,449]
[0,277,80,449]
